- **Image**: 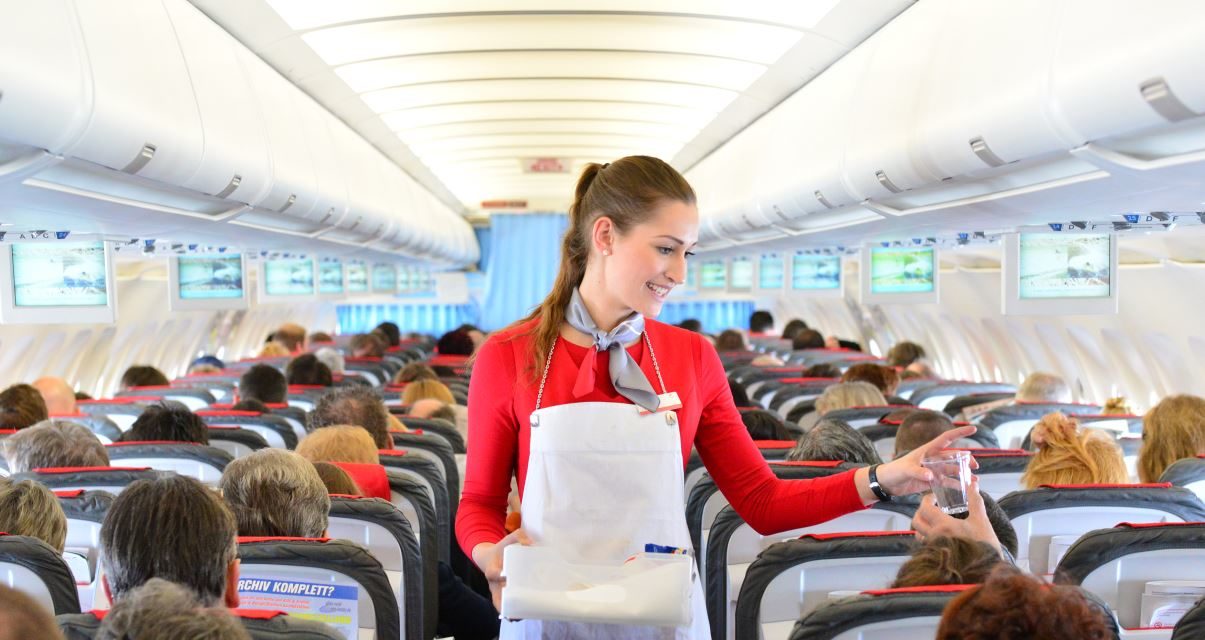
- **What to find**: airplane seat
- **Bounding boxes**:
[978,402,1104,450]
[1173,597,1205,639]
[75,398,150,432]
[228,357,290,372]
[169,377,237,403]
[858,421,1000,462]
[344,357,390,386]
[197,410,298,450]
[57,608,348,640]
[236,537,400,640]
[1054,522,1205,633]
[328,495,429,640]
[382,470,440,612]
[11,467,170,494]
[942,391,1017,417]
[389,416,464,453]
[103,442,233,486]
[207,426,271,458]
[788,585,973,640]
[48,413,123,444]
[377,451,449,564]
[767,379,838,414]
[821,405,917,428]
[908,382,1018,412]
[895,378,940,401]
[998,484,1205,576]
[285,385,326,411]
[683,442,799,507]
[733,531,918,640]
[959,449,1033,499]
[0,534,81,616]
[1159,456,1205,502]
[387,432,458,510]
[115,386,216,411]
[1079,414,1145,436]
[784,400,819,426]
[263,403,309,442]
[55,489,113,610]
[707,503,917,640]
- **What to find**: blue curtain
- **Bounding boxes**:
[336,302,477,336]
[473,226,492,272]
[658,300,755,334]
[479,213,568,331]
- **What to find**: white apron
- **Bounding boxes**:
[501,334,711,640]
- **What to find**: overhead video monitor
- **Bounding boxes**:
[729,257,754,292]
[372,264,396,293]
[258,257,315,301]
[699,260,726,291]
[318,260,345,298]
[861,245,939,304]
[758,253,785,290]
[345,263,369,294]
[790,253,844,297]
[168,254,248,311]
[1003,230,1118,315]
[0,241,117,324]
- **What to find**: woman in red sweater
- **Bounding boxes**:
[458,156,974,638]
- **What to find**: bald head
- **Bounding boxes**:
[32,377,76,416]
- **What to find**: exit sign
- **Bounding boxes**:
[522,157,569,173]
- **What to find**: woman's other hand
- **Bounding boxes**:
[472,528,532,611]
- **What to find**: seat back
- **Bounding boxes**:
[328,496,428,640]
[170,377,238,402]
[1160,456,1205,502]
[75,398,149,431]
[909,382,1017,411]
[390,417,465,454]
[821,405,915,428]
[378,451,449,564]
[857,422,999,462]
[47,413,122,444]
[895,378,940,401]
[942,391,1017,418]
[387,433,458,516]
[55,489,113,610]
[385,470,440,632]
[236,537,400,640]
[197,411,298,449]
[207,426,271,458]
[117,386,216,411]
[57,608,347,640]
[0,534,81,616]
[979,402,1104,449]
[999,484,1205,575]
[734,532,917,640]
[788,585,972,640]
[1055,522,1205,631]
[12,467,168,494]
[963,449,1033,499]
[104,442,233,485]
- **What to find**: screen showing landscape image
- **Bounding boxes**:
[346,264,368,293]
[759,254,784,289]
[178,256,243,300]
[1018,233,1111,299]
[791,255,841,290]
[319,262,344,294]
[263,258,314,296]
[730,259,754,290]
[372,265,395,292]
[12,242,108,307]
[869,247,934,294]
[700,261,726,289]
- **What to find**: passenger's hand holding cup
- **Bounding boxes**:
[920,450,973,515]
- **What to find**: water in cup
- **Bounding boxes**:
[921,450,972,515]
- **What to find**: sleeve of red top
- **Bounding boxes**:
[456,335,518,555]
[692,337,867,535]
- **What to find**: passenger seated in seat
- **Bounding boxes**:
[741,410,792,441]
[791,329,826,351]
[0,583,62,640]
[99,475,239,607]
[786,418,882,465]
[0,479,67,552]
[904,359,937,378]
[780,319,809,342]
[310,387,393,450]
[912,478,1020,560]
[229,398,268,414]
[0,383,49,431]
[750,354,785,367]
[394,362,439,384]
[4,419,108,472]
[1138,394,1205,483]
[311,461,361,495]
[285,354,332,387]
[891,536,1003,588]
[1021,413,1127,489]
[676,318,703,333]
[296,425,380,465]
[886,341,926,368]
[815,382,887,417]
[256,342,291,358]
[749,310,774,335]
[437,329,476,357]
[349,333,385,359]
[306,331,333,349]
[120,404,209,445]
[373,322,401,349]
[272,323,307,354]
[936,565,1112,640]
[801,363,840,378]
[401,379,455,406]
[729,381,752,408]
[1101,397,1132,415]
[313,347,345,375]
[1015,372,1072,404]
[187,355,225,376]
[96,578,250,640]
[408,398,457,424]
[895,410,954,459]
[237,365,287,405]
[841,363,901,400]
[715,329,748,351]
[118,366,169,390]
[31,377,77,416]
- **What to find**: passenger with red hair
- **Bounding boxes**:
[937,565,1113,639]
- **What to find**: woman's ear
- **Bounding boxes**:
[591,216,615,256]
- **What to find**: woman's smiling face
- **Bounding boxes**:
[601,199,699,319]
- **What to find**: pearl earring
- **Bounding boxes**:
[602,249,611,256]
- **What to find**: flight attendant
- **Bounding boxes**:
[458,156,975,638]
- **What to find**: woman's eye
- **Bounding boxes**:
[657,246,674,255]
[685,251,696,258]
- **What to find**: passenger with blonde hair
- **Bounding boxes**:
[296,425,380,464]
[1015,372,1072,404]
[394,362,439,384]
[891,536,1003,588]
[273,323,307,353]
[1101,397,1132,415]
[1138,394,1205,483]
[1021,413,1128,489]
[815,381,887,416]
[256,341,291,358]
[0,479,68,552]
[401,379,456,406]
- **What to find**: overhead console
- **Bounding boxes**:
[0,0,477,267]
[688,0,1205,250]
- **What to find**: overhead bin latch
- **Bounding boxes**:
[1140,77,1200,123]
[969,136,1007,167]
[814,190,835,209]
[875,170,904,193]
[277,194,297,214]
[215,174,242,199]
[121,143,157,175]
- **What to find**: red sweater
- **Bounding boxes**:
[456,317,866,555]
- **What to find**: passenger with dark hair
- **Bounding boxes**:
[99,475,239,606]
[676,318,702,333]
[837,339,863,352]
[0,583,62,640]
[0,383,48,431]
[285,353,333,387]
[936,565,1112,639]
[373,322,401,348]
[121,404,209,445]
[310,386,392,450]
[237,364,287,405]
[729,380,751,408]
[741,410,792,441]
[349,333,385,358]
[749,310,774,334]
[894,410,953,458]
[912,477,1020,559]
[4,419,108,472]
[786,418,882,465]
[95,578,251,640]
[780,319,809,341]
[305,331,333,348]
[394,362,439,384]
[437,329,476,356]
[842,363,900,398]
[119,366,170,390]
[886,341,926,368]
[714,329,748,351]
[791,329,826,351]
[891,536,1003,588]
[229,398,268,414]
[801,363,840,378]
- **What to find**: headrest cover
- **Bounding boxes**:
[333,462,391,501]
[862,585,974,596]
[237,536,331,544]
[803,531,916,542]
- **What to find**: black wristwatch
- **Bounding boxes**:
[867,464,892,502]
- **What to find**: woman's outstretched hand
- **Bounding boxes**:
[858,425,979,501]
[472,528,533,611]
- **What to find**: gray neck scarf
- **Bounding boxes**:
[564,288,661,412]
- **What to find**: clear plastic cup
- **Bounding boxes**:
[921,450,973,515]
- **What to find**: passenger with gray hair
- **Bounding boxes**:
[96,578,249,640]
[313,347,345,374]
[1015,372,1072,404]
[3,419,108,473]
[309,386,392,449]
[219,449,330,539]
[99,474,239,607]
[786,418,883,465]
[814,381,888,416]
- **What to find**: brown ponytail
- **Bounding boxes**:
[500,156,695,382]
